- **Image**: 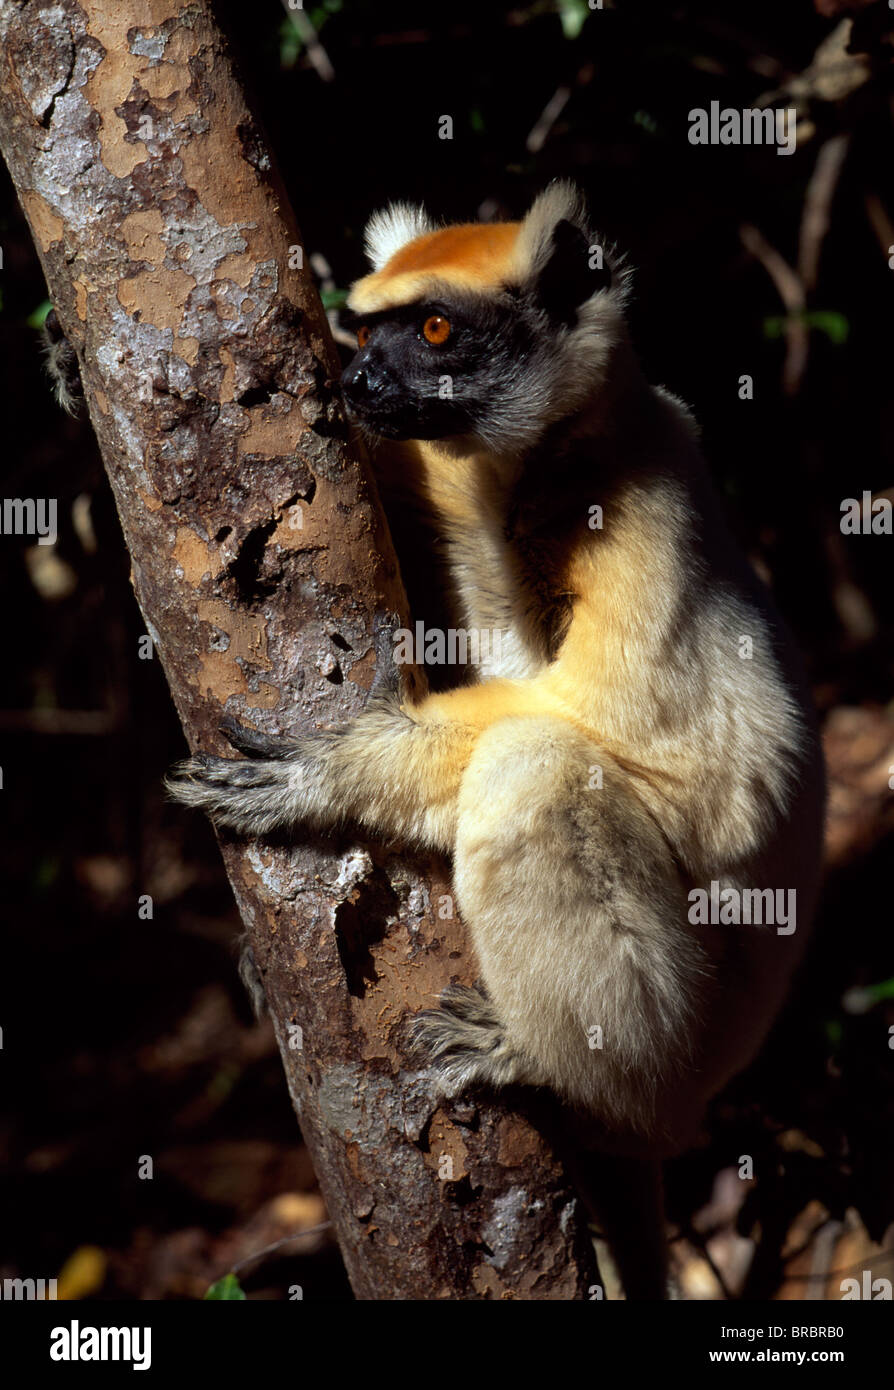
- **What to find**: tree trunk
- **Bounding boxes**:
[0,0,599,1298]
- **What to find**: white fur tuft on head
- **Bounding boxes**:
[363,203,435,271]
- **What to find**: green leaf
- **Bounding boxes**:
[320,287,348,310]
[278,16,302,68]
[27,298,53,330]
[802,310,849,345]
[842,975,894,1015]
[558,0,590,41]
[762,310,849,345]
[281,0,339,63]
[32,856,60,895]
[633,109,658,137]
[204,1273,246,1301]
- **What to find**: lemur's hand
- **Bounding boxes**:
[167,612,408,835]
[41,308,83,416]
[166,717,312,835]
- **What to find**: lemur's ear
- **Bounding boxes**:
[514,182,611,323]
[363,202,434,271]
[537,218,610,323]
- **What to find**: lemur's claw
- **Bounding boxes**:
[220,715,296,760]
[369,610,404,701]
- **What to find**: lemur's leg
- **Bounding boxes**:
[412,716,709,1135]
[167,668,548,850]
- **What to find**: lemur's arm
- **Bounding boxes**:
[169,668,556,848]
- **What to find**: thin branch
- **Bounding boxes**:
[739,223,809,396]
[798,134,849,292]
[279,0,335,83]
[228,1220,334,1277]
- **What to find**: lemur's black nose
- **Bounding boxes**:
[341,357,393,405]
[343,365,369,399]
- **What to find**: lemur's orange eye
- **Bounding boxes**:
[422,314,451,345]
[357,325,370,348]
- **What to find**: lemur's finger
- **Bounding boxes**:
[166,753,299,834]
[169,754,281,788]
[368,610,404,701]
[219,715,296,759]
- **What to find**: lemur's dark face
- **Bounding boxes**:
[340,215,618,451]
[340,295,536,442]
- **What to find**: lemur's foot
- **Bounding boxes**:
[41,308,83,416]
[410,983,529,1097]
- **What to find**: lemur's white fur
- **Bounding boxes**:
[363,202,436,272]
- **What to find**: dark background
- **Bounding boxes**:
[1,0,892,1300]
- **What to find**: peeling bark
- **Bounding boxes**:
[0,0,599,1298]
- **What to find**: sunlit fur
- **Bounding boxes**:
[170,184,825,1159]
